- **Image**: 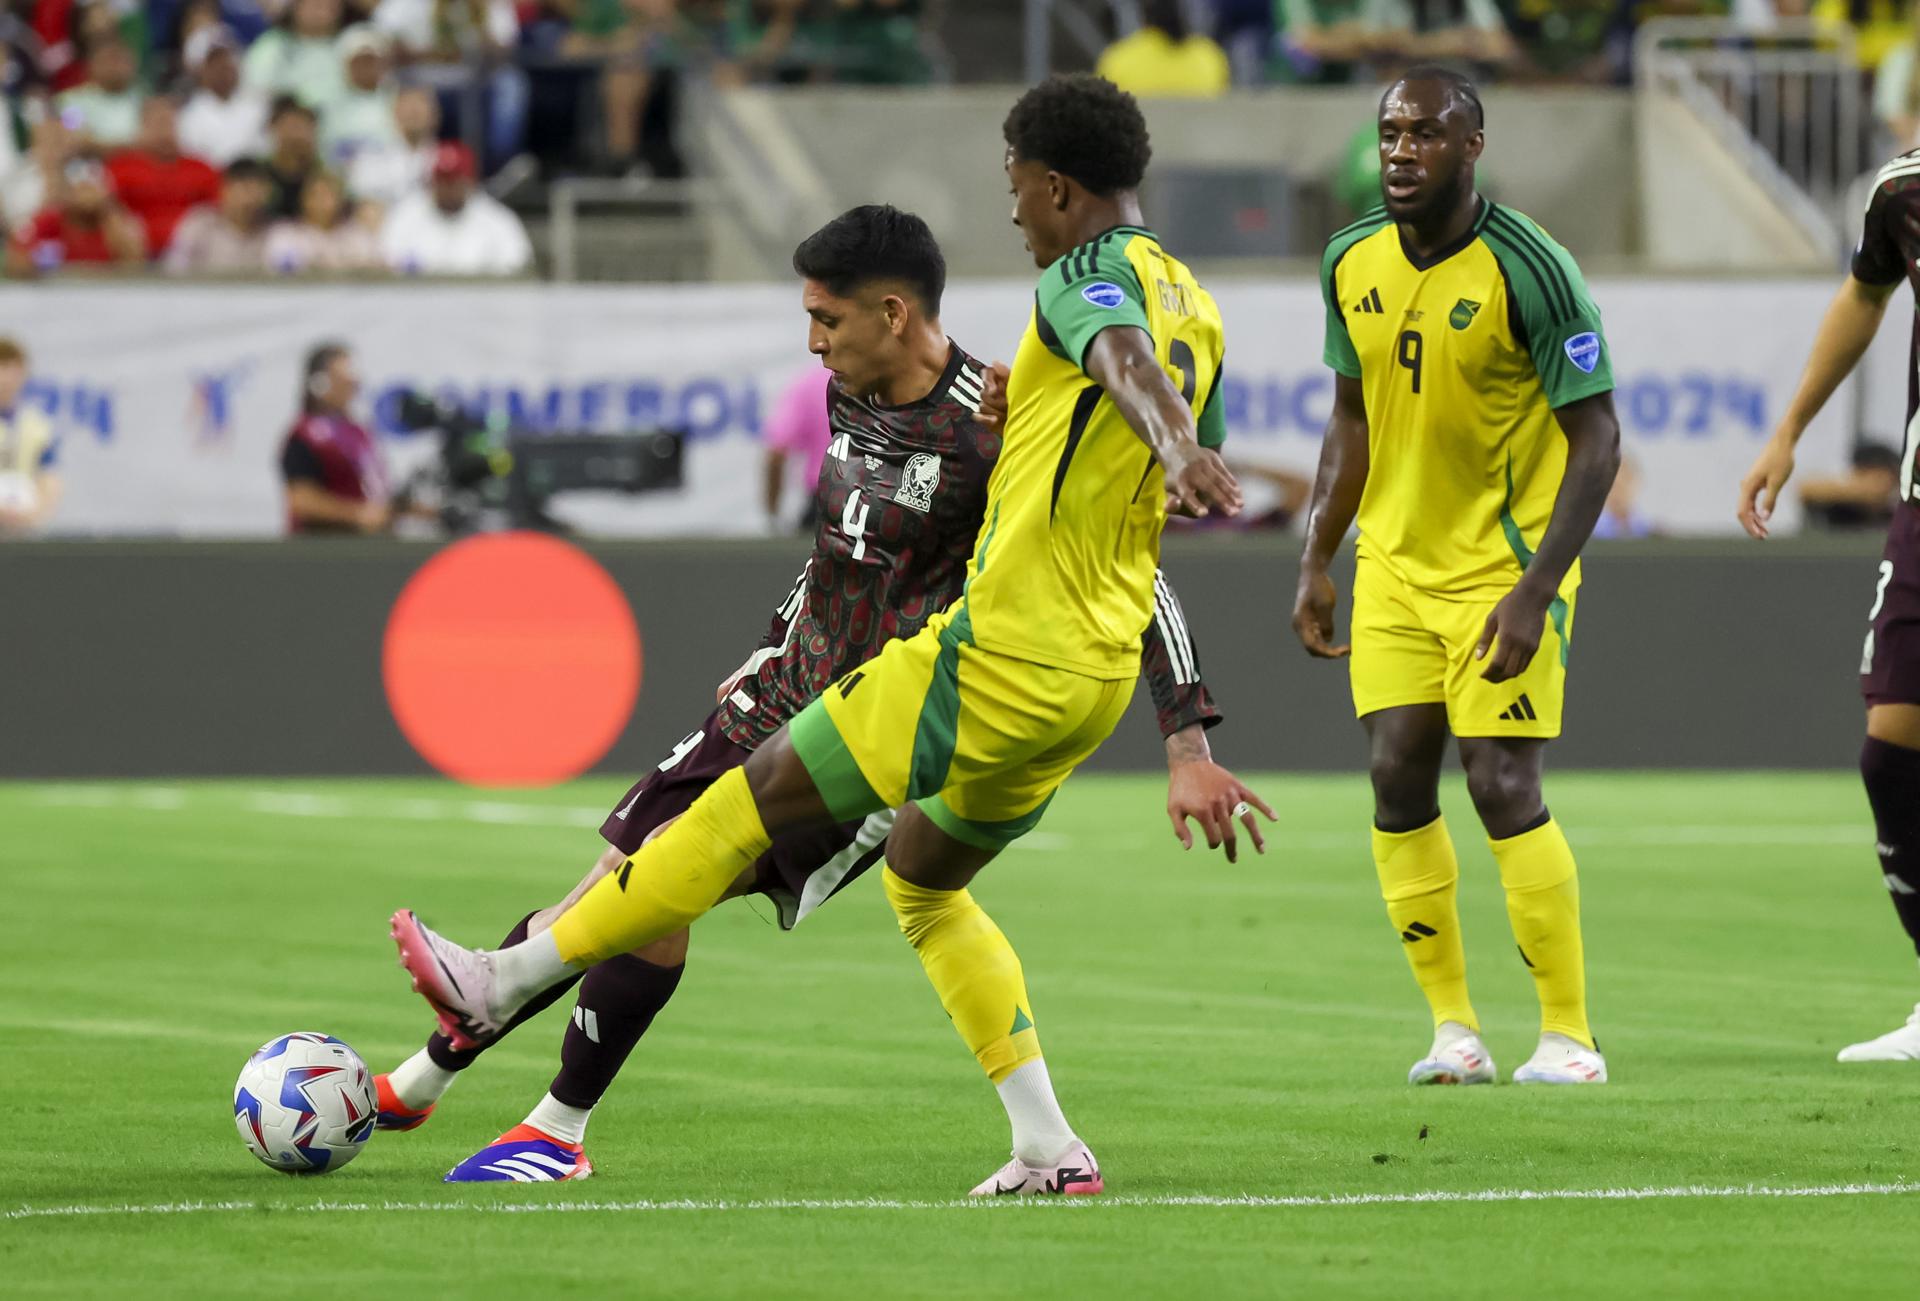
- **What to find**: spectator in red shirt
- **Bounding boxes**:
[107,97,222,258]
[4,155,144,277]
[280,341,403,534]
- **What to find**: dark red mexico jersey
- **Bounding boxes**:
[1852,150,1920,509]
[716,342,1218,750]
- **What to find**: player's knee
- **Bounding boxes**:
[1369,751,1440,830]
[631,928,689,967]
[1463,760,1542,833]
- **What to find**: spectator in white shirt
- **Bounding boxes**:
[380,140,530,275]
[322,25,400,168]
[245,0,351,115]
[347,83,438,208]
[177,26,270,168]
[374,0,527,171]
[54,35,144,149]
[267,169,384,272]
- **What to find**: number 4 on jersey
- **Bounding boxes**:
[840,488,870,562]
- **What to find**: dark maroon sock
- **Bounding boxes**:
[548,953,686,1110]
[1863,737,1920,957]
[423,911,583,1072]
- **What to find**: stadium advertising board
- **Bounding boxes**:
[0,278,1877,537]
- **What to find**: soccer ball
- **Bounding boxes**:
[233,1032,378,1174]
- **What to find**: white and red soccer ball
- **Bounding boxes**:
[233,1032,377,1174]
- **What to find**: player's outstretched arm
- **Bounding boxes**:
[1293,374,1369,660]
[1082,327,1241,519]
[1140,569,1274,862]
[1475,392,1620,683]
[1738,275,1896,539]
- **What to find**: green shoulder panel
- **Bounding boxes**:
[1480,205,1614,408]
[1320,208,1389,378]
[1035,227,1152,369]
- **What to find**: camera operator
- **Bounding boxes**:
[279,340,429,535]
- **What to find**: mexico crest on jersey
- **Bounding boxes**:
[895,452,940,512]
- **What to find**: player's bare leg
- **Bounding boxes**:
[392,728,838,1047]
[1458,735,1605,1084]
[885,805,1100,1196]
[1367,706,1496,1085]
[1841,703,1920,1062]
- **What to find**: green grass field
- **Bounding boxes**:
[3,771,1917,1297]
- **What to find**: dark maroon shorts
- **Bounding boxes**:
[1864,506,1920,707]
[598,709,892,929]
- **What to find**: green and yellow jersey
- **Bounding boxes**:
[1322,200,1613,598]
[963,225,1226,679]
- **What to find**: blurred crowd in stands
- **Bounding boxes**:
[1104,0,1920,126]
[10,1,1920,283]
[0,0,936,279]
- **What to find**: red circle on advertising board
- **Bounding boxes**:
[383,532,641,787]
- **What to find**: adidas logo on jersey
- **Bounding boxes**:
[1351,288,1385,314]
[1497,694,1539,722]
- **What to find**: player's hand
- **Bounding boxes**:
[1475,580,1552,682]
[1167,756,1274,864]
[1162,442,1241,519]
[1737,435,1797,540]
[976,361,1010,434]
[1291,567,1350,659]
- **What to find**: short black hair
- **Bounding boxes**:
[1003,74,1151,197]
[1386,64,1485,131]
[270,93,316,125]
[223,157,270,183]
[791,204,946,314]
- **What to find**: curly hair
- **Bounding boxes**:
[1002,74,1152,197]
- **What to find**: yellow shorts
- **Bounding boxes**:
[787,603,1134,849]
[1348,555,1577,738]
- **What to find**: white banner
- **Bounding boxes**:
[0,277,1884,537]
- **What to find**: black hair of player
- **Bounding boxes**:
[792,204,946,315]
[1002,74,1152,198]
[301,340,349,413]
[1385,64,1484,132]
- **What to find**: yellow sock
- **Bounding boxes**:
[1490,818,1593,1048]
[882,867,1041,1082]
[1373,816,1477,1032]
[549,767,771,966]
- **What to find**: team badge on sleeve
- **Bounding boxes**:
[1564,332,1602,374]
[1081,282,1126,309]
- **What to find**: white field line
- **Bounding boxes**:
[7,1181,1917,1222]
[13,787,1868,850]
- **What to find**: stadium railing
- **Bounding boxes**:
[1635,17,1873,261]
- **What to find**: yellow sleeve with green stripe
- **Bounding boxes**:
[1481,206,1614,408]
[1319,207,1389,380]
[1035,236,1151,369]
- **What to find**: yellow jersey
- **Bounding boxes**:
[962,225,1226,679]
[1321,200,1613,598]
[1094,29,1231,99]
